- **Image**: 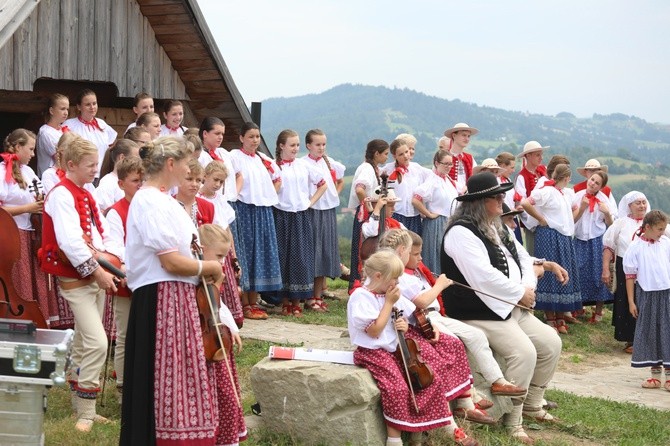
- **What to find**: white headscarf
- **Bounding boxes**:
[618,191,651,218]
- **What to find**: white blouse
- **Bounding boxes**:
[64,117,117,176]
[0,163,42,230]
[229,149,280,206]
[529,184,575,236]
[275,158,324,213]
[623,236,670,291]
[196,191,235,229]
[94,172,123,212]
[347,162,378,209]
[159,125,185,137]
[398,271,440,310]
[126,187,199,290]
[209,147,240,202]
[572,189,611,240]
[105,204,127,262]
[603,216,644,258]
[413,171,459,217]
[347,284,417,352]
[36,125,65,176]
[381,161,431,217]
[301,155,345,210]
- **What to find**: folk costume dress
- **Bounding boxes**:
[573,189,614,306]
[603,212,646,342]
[347,162,381,289]
[121,186,219,445]
[160,124,186,137]
[348,284,456,432]
[196,189,243,326]
[448,152,475,193]
[228,148,282,293]
[515,164,547,255]
[265,157,325,303]
[382,161,431,236]
[303,153,345,279]
[529,182,582,313]
[412,170,459,273]
[623,235,670,369]
[64,116,117,177]
[0,159,66,327]
[36,123,68,177]
[206,147,240,256]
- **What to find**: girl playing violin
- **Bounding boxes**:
[198,223,247,446]
[348,249,479,446]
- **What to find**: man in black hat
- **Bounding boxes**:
[441,172,562,445]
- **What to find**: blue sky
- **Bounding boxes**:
[196,0,670,124]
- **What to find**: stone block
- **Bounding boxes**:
[250,357,386,445]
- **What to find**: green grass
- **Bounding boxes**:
[42,304,670,445]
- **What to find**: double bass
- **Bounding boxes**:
[0,208,48,328]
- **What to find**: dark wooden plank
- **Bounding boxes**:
[164,48,210,60]
[37,0,60,78]
[136,0,183,7]
[0,91,51,113]
[171,58,216,70]
[94,0,112,80]
[162,42,207,53]
[153,32,201,44]
[138,4,186,16]
[142,13,191,25]
[126,0,144,95]
[178,69,221,82]
[77,0,95,80]
[150,23,199,36]
[13,9,37,90]
[59,0,79,79]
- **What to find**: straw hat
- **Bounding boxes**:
[472,158,501,174]
[456,172,514,202]
[576,159,609,177]
[444,122,479,138]
[516,141,549,159]
[370,188,401,203]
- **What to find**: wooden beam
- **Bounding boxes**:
[138,5,186,16]
[178,69,221,82]
[0,91,50,113]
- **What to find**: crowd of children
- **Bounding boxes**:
[1,89,669,446]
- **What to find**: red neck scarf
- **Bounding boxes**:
[166,125,181,132]
[208,148,222,161]
[640,235,657,244]
[308,153,322,162]
[541,179,563,195]
[389,164,408,182]
[78,116,102,131]
[240,148,256,158]
[585,192,600,212]
[1,153,19,183]
[278,159,294,166]
[309,154,337,183]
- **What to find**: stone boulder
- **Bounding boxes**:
[250,356,386,445]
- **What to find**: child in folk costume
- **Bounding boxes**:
[302,129,345,310]
[136,111,162,141]
[262,129,327,315]
[573,159,617,213]
[42,133,92,195]
[496,151,523,243]
[120,137,223,445]
[623,210,670,391]
[198,160,244,327]
[95,139,140,212]
[1,129,52,326]
[400,231,528,414]
[515,141,548,255]
[38,137,120,431]
[229,122,282,320]
[411,149,459,273]
[198,224,247,446]
[572,171,614,323]
[125,92,155,132]
[36,93,70,176]
[104,157,143,398]
[443,122,479,193]
[348,250,479,446]
[347,139,390,290]
[64,89,117,180]
[361,189,406,240]
[382,138,431,236]
[521,164,582,334]
[160,99,186,136]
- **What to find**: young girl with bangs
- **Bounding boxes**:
[36,93,70,176]
[159,99,186,136]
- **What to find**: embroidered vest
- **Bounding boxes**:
[39,178,103,279]
[517,165,547,197]
[440,220,522,321]
[195,196,215,226]
[448,152,474,182]
[107,198,131,297]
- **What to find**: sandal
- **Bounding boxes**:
[321,291,338,299]
[315,297,329,310]
[243,304,268,320]
[555,318,568,334]
[589,311,603,323]
[623,343,633,354]
[291,305,303,318]
[475,398,494,411]
[281,304,292,316]
[304,299,326,312]
[562,313,581,324]
[453,427,479,446]
[522,408,560,423]
[642,377,662,389]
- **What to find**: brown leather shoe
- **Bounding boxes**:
[452,407,496,425]
[475,398,494,410]
[491,382,527,397]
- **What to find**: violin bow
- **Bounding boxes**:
[392,308,420,413]
[448,278,533,311]
[192,236,241,408]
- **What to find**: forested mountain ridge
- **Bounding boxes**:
[257,83,670,214]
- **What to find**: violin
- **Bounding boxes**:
[392,308,434,413]
[360,172,389,261]
[413,308,436,340]
[0,208,48,328]
[191,236,231,361]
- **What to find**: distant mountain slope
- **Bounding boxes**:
[259,83,670,169]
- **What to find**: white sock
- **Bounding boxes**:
[386,437,403,445]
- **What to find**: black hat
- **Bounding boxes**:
[456,172,514,202]
[501,203,523,218]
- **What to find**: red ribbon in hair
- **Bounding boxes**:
[1,153,19,183]
[388,165,408,182]
[78,116,102,131]
[208,149,222,162]
[585,193,600,212]
[61,125,70,133]
[56,168,66,180]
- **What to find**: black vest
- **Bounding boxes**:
[440,220,522,321]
